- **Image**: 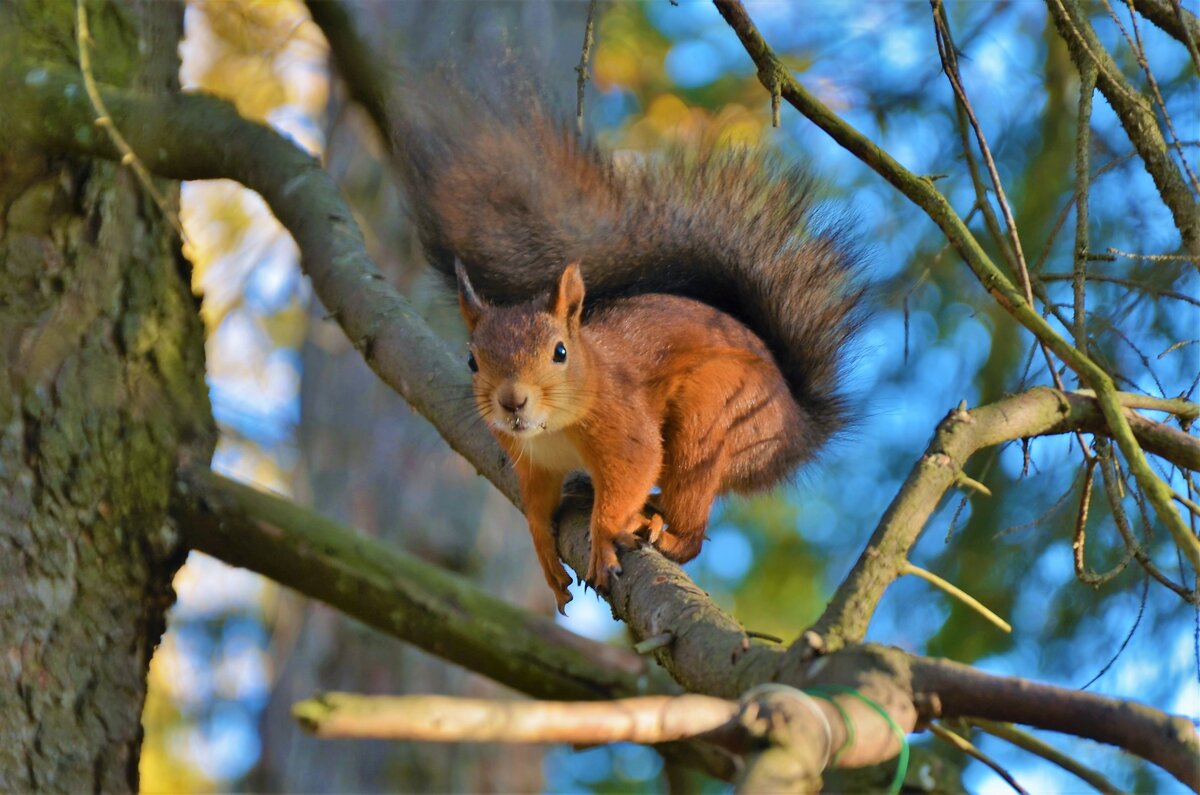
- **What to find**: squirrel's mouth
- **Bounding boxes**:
[496,414,547,436]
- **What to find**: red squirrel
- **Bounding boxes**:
[394,92,863,613]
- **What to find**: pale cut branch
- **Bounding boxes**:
[291,688,893,794]
[294,692,741,745]
[901,563,1011,634]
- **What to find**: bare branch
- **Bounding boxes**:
[908,655,1200,788]
[294,692,740,745]
[575,0,599,137]
[714,0,1197,577]
[1108,0,1200,194]
[1041,272,1200,307]
[75,0,183,238]
[901,563,1012,633]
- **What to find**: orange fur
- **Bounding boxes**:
[461,266,805,608]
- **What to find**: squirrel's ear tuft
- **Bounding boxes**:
[456,259,485,333]
[549,262,585,330]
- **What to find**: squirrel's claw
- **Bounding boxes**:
[585,541,622,595]
[554,588,572,616]
[632,513,665,546]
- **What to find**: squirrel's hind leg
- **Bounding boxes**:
[654,403,731,563]
[653,460,723,563]
[654,358,793,562]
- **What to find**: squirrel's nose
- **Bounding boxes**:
[498,391,528,414]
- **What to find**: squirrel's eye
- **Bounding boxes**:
[553,342,567,363]
[467,352,479,373]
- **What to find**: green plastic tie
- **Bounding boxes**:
[804,685,910,795]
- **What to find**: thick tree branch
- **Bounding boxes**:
[712,0,1198,577]
[180,461,1196,785]
[171,468,646,701]
[5,66,1196,788]
[909,656,1199,789]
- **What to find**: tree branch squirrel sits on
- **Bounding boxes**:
[393,87,863,614]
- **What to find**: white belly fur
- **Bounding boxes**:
[520,430,586,474]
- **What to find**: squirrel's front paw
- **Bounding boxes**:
[585,541,621,593]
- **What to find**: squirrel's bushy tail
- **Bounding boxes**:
[391,83,865,452]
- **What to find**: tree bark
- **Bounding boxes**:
[0,1,213,791]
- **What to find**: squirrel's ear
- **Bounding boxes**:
[549,262,585,330]
[455,259,485,333]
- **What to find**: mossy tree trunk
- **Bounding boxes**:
[0,1,213,790]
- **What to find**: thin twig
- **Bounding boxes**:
[1072,62,1095,357]
[1158,339,1198,359]
[929,723,1029,795]
[75,0,185,240]
[1040,272,1200,307]
[997,469,1081,538]
[1097,441,1197,603]
[575,0,599,138]
[1070,389,1199,420]
[1072,458,1136,587]
[931,2,1033,302]
[1104,246,1200,263]
[1079,574,1150,689]
[1173,491,1200,516]
[1166,0,1200,71]
[1047,0,1200,256]
[902,562,1012,633]
[933,0,1089,475]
